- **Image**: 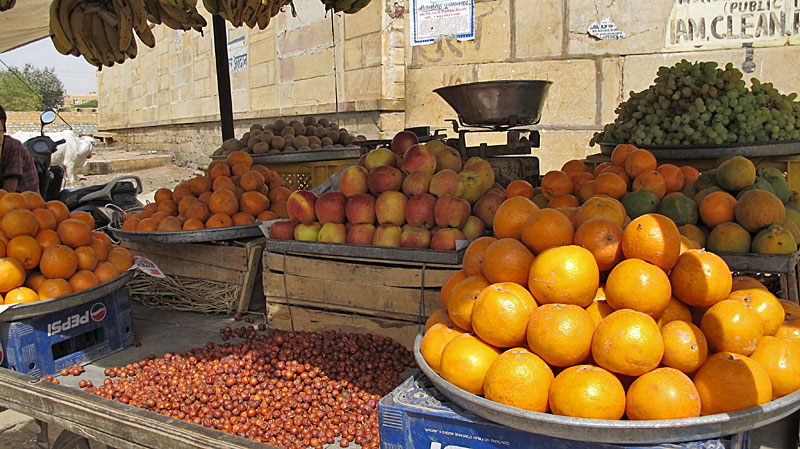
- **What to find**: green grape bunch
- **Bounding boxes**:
[590,60,800,147]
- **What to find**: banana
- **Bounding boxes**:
[202,0,220,15]
[129,0,149,31]
[255,0,273,29]
[70,5,100,66]
[156,1,191,30]
[332,0,359,12]
[111,0,134,53]
[57,0,83,52]
[242,0,262,27]
[143,0,162,23]
[125,38,139,60]
[344,0,371,13]
[103,21,127,64]
[158,0,192,22]
[89,13,115,68]
[0,0,16,12]
[49,0,76,56]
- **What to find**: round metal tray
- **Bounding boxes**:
[598,140,800,159]
[413,334,800,444]
[108,223,264,244]
[0,270,135,322]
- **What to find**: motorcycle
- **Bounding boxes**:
[24,110,144,229]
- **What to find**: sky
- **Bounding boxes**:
[0,37,98,96]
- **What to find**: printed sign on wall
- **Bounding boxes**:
[411,0,475,46]
[228,34,248,71]
[666,0,799,50]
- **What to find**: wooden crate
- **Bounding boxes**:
[272,159,358,191]
[121,239,265,313]
[263,250,461,349]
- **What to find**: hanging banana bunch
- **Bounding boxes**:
[49,0,157,69]
[203,0,294,30]
[143,0,207,32]
[0,0,16,12]
[320,0,372,14]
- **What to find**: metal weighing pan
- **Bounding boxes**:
[0,271,134,322]
[598,140,800,159]
[108,223,264,244]
[211,146,363,164]
[413,334,800,445]
[434,80,552,129]
[265,239,466,265]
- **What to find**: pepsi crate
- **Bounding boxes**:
[379,372,749,449]
[0,288,135,377]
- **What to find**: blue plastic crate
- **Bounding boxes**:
[379,372,749,449]
[0,288,135,377]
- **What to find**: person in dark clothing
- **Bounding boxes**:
[0,105,39,193]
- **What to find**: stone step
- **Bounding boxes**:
[79,155,173,175]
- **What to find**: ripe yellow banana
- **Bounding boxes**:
[143,0,162,24]
[49,0,76,56]
[103,21,127,64]
[69,5,101,67]
[58,0,83,50]
[111,0,134,52]
[89,13,115,68]
[125,38,139,60]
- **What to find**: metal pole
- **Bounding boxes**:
[213,14,234,141]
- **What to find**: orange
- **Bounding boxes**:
[25,273,46,292]
[547,195,580,208]
[1,209,39,238]
[624,149,657,179]
[481,238,535,287]
[157,216,184,231]
[701,299,763,355]
[225,150,253,168]
[21,192,45,210]
[561,159,589,176]
[548,365,626,420]
[471,282,537,348]
[156,200,178,216]
[699,191,737,228]
[693,352,773,415]
[209,163,231,180]
[187,176,212,196]
[593,172,627,200]
[670,249,732,308]
[231,163,250,178]
[420,323,464,374]
[779,299,800,317]
[621,213,681,271]
[446,274,491,332]
[483,348,554,412]
[750,336,800,399]
[184,201,212,223]
[108,246,134,268]
[678,224,708,247]
[3,286,39,304]
[573,218,624,271]
[39,245,78,279]
[257,211,279,222]
[577,180,596,203]
[69,211,95,229]
[626,368,700,420]
[0,239,4,258]
[38,278,72,300]
[604,258,671,317]
[585,285,614,326]
[540,170,573,199]
[526,303,595,367]
[232,212,255,226]
[632,171,667,199]
[6,235,42,270]
[570,172,595,196]
[0,257,26,293]
[660,320,708,374]
[439,333,500,395]
[45,200,70,223]
[440,269,468,307]
[730,275,767,292]
[424,308,454,332]
[726,288,784,336]
[593,162,612,177]
[681,166,701,187]
[492,196,539,240]
[0,192,31,216]
[528,245,599,307]
[519,209,573,254]
[462,237,497,277]
[183,218,205,231]
[656,296,693,327]
[154,188,173,204]
[505,180,534,199]
[574,196,626,227]
[32,208,57,231]
[656,164,686,193]
[208,189,239,216]
[591,309,664,376]
[69,270,101,292]
[212,176,236,193]
[90,232,112,261]
[121,218,140,231]
[206,213,234,229]
[177,197,198,216]
[57,219,92,249]
[95,261,121,283]
[239,191,270,216]
[599,165,631,188]
[74,246,99,272]
[611,144,638,167]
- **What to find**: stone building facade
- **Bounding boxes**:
[98,0,800,171]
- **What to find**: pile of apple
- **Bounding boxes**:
[269,132,506,250]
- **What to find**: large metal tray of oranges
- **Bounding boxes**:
[0,271,135,322]
[107,223,264,244]
[598,140,800,159]
[413,334,800,444]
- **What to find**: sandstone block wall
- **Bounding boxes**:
[5,111,97,135]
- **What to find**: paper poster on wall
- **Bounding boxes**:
[227,34,248,71]
[665,0,799,50]
[411,0,475,46]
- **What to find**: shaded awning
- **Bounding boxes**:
[0,2,51,53]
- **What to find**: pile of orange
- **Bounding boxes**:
[424,201,800,420]
[0,190,134,305]
[120,151,291,232]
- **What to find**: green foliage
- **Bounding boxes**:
[0,64,65,111]
[75,99,98,108]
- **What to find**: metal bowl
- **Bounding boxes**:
[434,80,552,129]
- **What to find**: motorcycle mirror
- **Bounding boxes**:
[40,110,56,126]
